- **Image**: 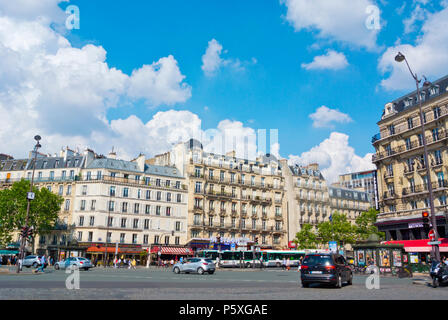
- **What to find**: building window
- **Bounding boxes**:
[89,216,95,226]
[108,217,113,227]
[133,219,139,229]
[64,199,70,211]
[121,218,127,228]
[123,188,129,197]
[80,200,86,211]
[132,234,137,244]
[144,219,149,229]
[143,235,149,244]
[78,216,84,226]
[175,237,180,245]
[166,207,171,216]
[77,232,82,241]
[120,233,125,243]
[154,235,160,244]
[66,185,72,195]
[167,192,171,202]
[177,194,182,203]
[108,201,115,212]
[88,232,93,242]
[156,191,161,201]
[156,206,161,215]
[110,186,116,197]
[145,205,150,214]
[122,202,128,213]
[134,203,140,214]
[146,190,151,200]
[91,200,96,211]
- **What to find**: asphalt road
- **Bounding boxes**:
[0,266,447,300]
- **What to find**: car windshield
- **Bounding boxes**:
[204,259,213,263]
[303,255,332,265]
[78,258,87,261]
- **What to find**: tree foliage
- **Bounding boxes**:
[294,224,318,249]
[354,208,384,241]
[0,179,63,246]
[317,212,357,246]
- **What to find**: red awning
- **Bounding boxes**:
[385,238,448,253]
[86,246,144,254]
[150,246,192,255]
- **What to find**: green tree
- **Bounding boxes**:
[0,179,63,247]
[354,208,385,241]
[317,212,357,247]
[293,224,318,249]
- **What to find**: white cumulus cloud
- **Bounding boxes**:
[379,4,448,91]
[301,50,349,70]
[280,0,381,50]
[309,106,353,128]
[287,132,375,183]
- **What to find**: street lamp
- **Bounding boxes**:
[16,135,41,273]
[395,52,440,261]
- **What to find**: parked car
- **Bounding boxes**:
[172,258,215,275]
[20,255,47,268]
[300,253,353,288]
[54,257,93,271]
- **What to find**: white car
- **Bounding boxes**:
[54,257,93,271]
[20,255,45,268]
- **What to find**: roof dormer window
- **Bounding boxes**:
[429,85,440,96]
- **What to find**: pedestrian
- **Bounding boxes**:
[38,255,46,273]
[118,258,122,268]
[282,258,287,270]
[180,256,184,264]
[286,258,290,271]
[170,258,174,266]
[131,258,137,270]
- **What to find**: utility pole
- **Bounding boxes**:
[16,135,41,274]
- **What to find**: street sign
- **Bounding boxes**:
[428,241,441,245]
[230,243,236,251]
[428,229,435,241]
[27,192,35,200]
[329,241,337,253]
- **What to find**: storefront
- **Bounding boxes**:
[385,238,448,272]
[86,244,145,266]
[352,234,406,274]
[149,245,192,265]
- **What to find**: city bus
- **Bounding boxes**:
[197,249,306,268]
[197,249,262,268]
[261,250,306,267]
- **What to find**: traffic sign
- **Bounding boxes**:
[428,229,435,241]
[428,241,441,245]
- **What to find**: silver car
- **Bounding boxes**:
[54,257,93,271]
[20,255,44,268]
[173,258,215,275]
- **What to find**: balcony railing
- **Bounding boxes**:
[372,105,448,145]
[373,130,448,163]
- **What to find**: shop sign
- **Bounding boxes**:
[408,222,423,229]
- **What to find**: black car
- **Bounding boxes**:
[300,253,353,288]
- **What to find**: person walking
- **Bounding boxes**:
[38,255,46,273]
[131,258,137,270]
[282,258,287,271]
[286,258,291,271]
[118,258,122,268]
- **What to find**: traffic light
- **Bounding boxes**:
[422,211,430,232]
[255,237,259,244]
[20,227,28,238]
[27,228,33,239]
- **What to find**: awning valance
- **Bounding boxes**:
[150,246,192,255]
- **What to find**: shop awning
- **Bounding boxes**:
[0,250,18,255]
[150,246,192,255]
[86,246,144,254]
[385,238,448,252]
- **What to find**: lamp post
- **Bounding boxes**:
[394,52,440,261]
[16,135,41,274]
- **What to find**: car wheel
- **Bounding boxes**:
[173,267,180,274]
[54,264,60,270]
[433,278,439,288]
[208,271,214,275]
[336,275,342,288]
[32,262,38,268]
[302,282,309,288]
[197,267,204,275]
[276,262,281,268]
[347,273,353,285]
[245,262,251,268]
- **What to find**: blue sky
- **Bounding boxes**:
[63,0,442,155]
[1,0,448,182]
